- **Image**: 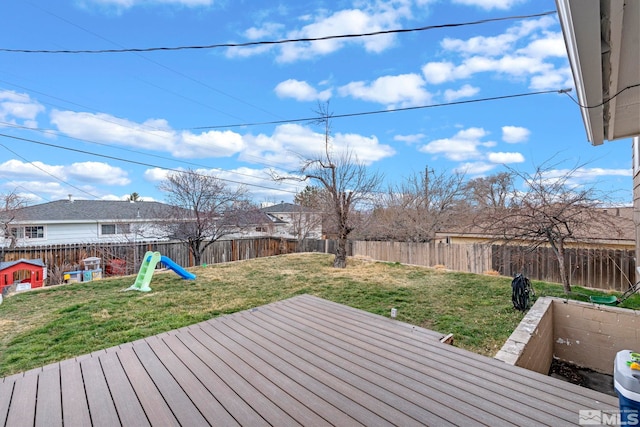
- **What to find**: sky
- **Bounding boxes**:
[0,0,633,206]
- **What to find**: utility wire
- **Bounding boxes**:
[0,133,299,195]
[0,143,101,199]
[191,88,568,130]
[0,121,286,185]
[0,11,557,54]
[561,83,640,109]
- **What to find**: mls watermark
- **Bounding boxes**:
[579,409,639,426]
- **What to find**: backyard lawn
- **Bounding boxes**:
[1,252,638,377]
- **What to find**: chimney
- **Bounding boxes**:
[68,194,73,203]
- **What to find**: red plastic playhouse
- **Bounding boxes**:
[0,259,46,294]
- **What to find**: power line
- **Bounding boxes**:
[0,143,101,199]
[0,132,300,195]
[561,83,640,109]
[0,121,288,185]
[0,11,557,54]
[190,88,569,130]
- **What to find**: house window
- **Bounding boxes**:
[101,223,131,235]
[10,226,44,239]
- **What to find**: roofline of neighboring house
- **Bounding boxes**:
[7,218,169,225]
[435,231,635,246]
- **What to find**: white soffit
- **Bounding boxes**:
[556,0,640,146]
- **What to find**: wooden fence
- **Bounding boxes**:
[351,241,635,291]
[351,240,492,274]
[1,238,635,290]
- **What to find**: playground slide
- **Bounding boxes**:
[126,251,195,292]
[160,256,196,280]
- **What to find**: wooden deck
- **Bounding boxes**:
[1,294,618,426]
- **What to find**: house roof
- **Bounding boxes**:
[556,0,640,145]
[1,200,175,223]
[0,259,45,271]
[439,206,635,245]
[260,202,313,214]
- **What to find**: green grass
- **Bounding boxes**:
[1,253,637,377]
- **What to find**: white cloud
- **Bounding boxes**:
[422,61,455,84]
[530,67,573,90]
[452,0,527,10]
[0,159,129,187]
[444,84,479,101]
[441,34,517,57]
[274,79,332,101]
[454,161,497,175]
[0,90,44,124]
[502,126,530,143]
[339,74,431,107]
[50,110,245,159]
[517,32,567,58]
[487,152,525,164]
[394,133,425,144]
[67,162,130,185]
[239,123,395,168]
[178,130,245,158]
[231,3,411,62]
[419,127,489,161]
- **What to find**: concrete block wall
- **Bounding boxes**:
[553,300,640,374]
[497,297,640,375]
[495,297,554,374]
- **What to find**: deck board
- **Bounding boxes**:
[34,366,62,427]
[0,294,619,426]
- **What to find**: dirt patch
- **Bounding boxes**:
[549,358,616,397]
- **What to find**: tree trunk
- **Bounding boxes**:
[333,237,348,268]
[556,242,571,293]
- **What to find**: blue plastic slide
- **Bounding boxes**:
[126,251,196,292]
[160,256,196,280]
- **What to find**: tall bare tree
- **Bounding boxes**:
[464,171,515,211]
[158,169,251,266]
[364,167,466,242]
[274,104,383,268]
[478,162,616,293]
[0,190,27,253]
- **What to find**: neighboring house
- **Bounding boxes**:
[0,198,176,247]
[260,202,323,240]
[435,207,635,250]
[556,1,640,258]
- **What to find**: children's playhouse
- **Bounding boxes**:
[0,259,46,294]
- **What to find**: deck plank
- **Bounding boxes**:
[264,300,576,425]
[5,371,37,427]
[177,328,299,426]
[160,332,269,427]
[116,345,179,426]
[99,350,150,427]
[239,303,503,426]
[34,365,62,427]
[0,379,13,427]
[144,334,240,426]
[60,359,92,426]
[81,356,121,427]
[199,320,362,427]
[131,341,209,426]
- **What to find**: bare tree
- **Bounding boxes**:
[478,162,616,293]
[365,167,466,242]
[158,169,251,266]
[464,172,515,211]
[274,104,383,268]
[0,190,27,253]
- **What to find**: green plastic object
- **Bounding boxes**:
[126,251,161,292]
[589,295,619,305]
